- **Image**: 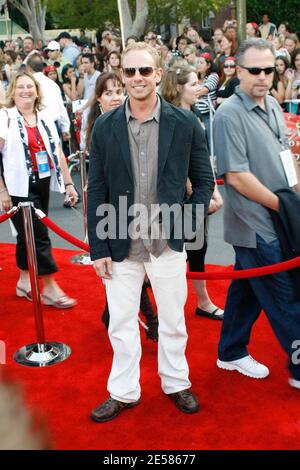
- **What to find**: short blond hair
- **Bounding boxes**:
[183,45,197,56]
[5,71,43,110]
[121,41,161,68]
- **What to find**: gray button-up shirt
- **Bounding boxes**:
[214,87,291,248]
[125,97,167,261]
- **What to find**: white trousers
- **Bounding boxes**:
[104,246,191,403]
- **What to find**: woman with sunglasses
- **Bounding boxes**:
[182,45,199,69]
[216,56,239,106]
[160,65,224,320]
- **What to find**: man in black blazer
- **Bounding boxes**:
[87,42,214,423]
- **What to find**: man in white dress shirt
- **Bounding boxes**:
[26,54,70,140]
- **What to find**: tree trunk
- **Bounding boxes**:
[9,0,47,42]
[29,23,44,41]
[132,0,148,38]
[120,0,148,40]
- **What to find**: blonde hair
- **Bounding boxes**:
[183,45,197,56]
[121,41,161,67]
[160,65,196,107]
[5,71,43,110]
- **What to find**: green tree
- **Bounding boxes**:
[8,1,48,40]
[48,0,119,29]
[148,0,228,26]
[48,0,229,35]
[247,0,300,32]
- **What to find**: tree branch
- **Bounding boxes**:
[132,0,148,37]
[122,0,133,26]
[8,0,30,17]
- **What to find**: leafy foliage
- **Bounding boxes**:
[147,0,228,26]
[48,0,119,29]
[48,0,229,31]
[247,0,300,32]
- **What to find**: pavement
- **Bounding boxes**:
[0,174,234,266]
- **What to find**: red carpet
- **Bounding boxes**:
[0,243,300,450]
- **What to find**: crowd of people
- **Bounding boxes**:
[0,16,299,117]
[0,13,300,427]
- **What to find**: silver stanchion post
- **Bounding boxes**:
[208,95,217,172]
[14,202,71,367]
[70,150,93,265]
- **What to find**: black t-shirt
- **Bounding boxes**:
[216,77,240,99]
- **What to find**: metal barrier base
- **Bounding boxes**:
[70,252,93,265]
[14,342,71,367]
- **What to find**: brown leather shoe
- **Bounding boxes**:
[168,389,200,414]
[91,397,141,423]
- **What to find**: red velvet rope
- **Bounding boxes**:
[39,215,90,252]
[187,256,300,280]
[0,208,18,224]
[38,211,300,281]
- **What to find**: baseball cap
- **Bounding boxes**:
[56,31,72,41]
[46,40,60,51]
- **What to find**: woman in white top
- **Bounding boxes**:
[0,71,77,308]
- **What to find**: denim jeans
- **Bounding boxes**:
[218,235,300,380]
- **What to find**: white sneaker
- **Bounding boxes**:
[217,355,269,379]
[288,378,300,389]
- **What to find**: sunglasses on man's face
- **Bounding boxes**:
[122,67,156,78]
[240,65,275,75]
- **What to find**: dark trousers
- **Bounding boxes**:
[201,112,211,154]
[11,175,58,276]
[218,235,300,380]
[186,218,208,272]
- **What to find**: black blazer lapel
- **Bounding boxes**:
[158,100,176,183]
[112,105,133,184]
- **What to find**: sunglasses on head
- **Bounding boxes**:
[224,64,236,68]
[122,67,156,78]
[240,65,275,75]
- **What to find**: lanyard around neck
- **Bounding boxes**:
[235,91,286,147]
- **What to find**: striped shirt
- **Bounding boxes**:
[195,72,219,115]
